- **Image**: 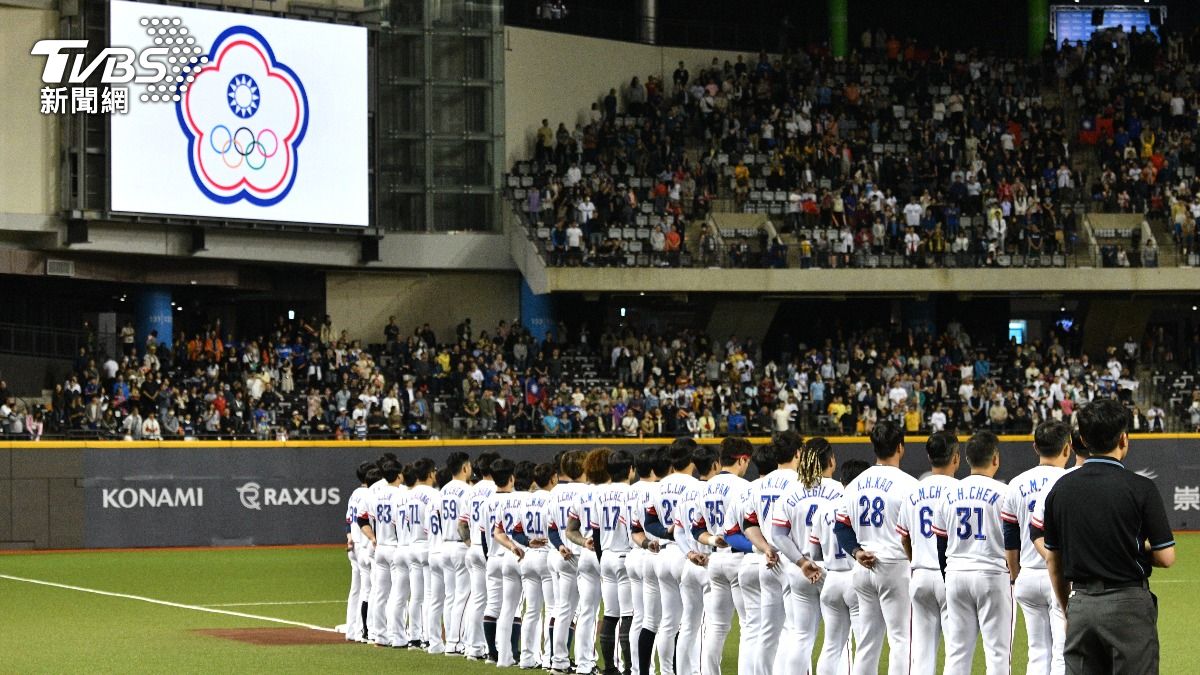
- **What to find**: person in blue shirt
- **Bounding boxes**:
[726,403,747,435]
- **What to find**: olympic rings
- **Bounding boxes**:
[209,124,232,154]
[208,124,279,171]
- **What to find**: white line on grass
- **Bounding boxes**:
[0,574,339,633]
[203,600,344,607]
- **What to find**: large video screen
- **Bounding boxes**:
[109,1,369,227]
[1053,7,1160,48]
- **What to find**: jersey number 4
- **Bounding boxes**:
[858,496,884,527]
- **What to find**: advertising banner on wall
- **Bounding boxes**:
[106,1,369,227]
[81,438,1200,548]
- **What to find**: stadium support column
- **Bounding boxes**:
[829,0,848,58]
[520,279,555,344]
[640,0,656,45]
[135,287,173,356]
[1028,0,1048,59]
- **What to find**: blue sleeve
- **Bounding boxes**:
[691,525,708,541]
[833,520,862,555]
[724,532,752,553]
[937,533,948,577]
[1002,521,1021,551]
[345,522,352,534]
[548,527,564,548]
[1029,522,1044,543]
[513,531,531,546]
[643,511,670,540]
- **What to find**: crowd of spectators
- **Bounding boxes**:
[512,29,1098,269]
[8,309,1198,440]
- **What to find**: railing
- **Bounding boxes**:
[0,323,87,359]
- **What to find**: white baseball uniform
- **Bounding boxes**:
[746,468,799,675]
[771,475,845,674]
[1002,465,1065,675]
[365,481,406,646]
[736,477,768,675]
[698,471,750,675]
[932,474,1013,675]
[836,464,919,675]
[895,473,959,675]
[462,479,495,658]
[485,489,526,667]
[808,501,861,675]
[517,489,555,669]
[649,472,700,675]
[547,480,584,673]
[403,483,439,646]
[674,479,711,675]
[345,484,372,642]
[388,484,414,646]
[571,483,602,674]
[625,478,657,675]
[431,478,471,654]
[591,481,634,673]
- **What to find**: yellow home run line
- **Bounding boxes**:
[0,574,339,632]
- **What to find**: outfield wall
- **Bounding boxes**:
[1,436,1199,549]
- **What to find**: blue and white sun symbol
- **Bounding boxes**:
[227,74,260,118]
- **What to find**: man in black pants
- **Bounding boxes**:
[1042,399,1176,673]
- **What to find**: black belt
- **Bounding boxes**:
[1073,578,1148,593]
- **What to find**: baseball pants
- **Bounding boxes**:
[758,560,788,675]
[429,541,468,653]
[496,552,523,667]
[1014,568,1065,675]
[910,567,948,675]
[368,544,397,645]
[852,559,911,675]
[654,547,687,675]
[701,550,745,675]
[625,548,647,675]
[736,553,766,675]
[464,545,489,657]
[817,569,860,675]
[407,542,429,644]
[575,551,602,673]
[346,544,371,641]
[678,558,707,675]
[389,547,413,646]
[549,550,580,672]
[943,570,1013,675]
[779,564,823,675]
[519,549,552,669]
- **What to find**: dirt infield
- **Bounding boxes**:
[195,628,347,645]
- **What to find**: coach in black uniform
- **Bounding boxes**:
[1042,398,1176,674]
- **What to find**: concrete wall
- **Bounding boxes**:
[503,26,760,167]
[535,265,1200,294]
[0,8,58,222]
[325,270,521,345]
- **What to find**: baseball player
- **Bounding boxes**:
[626,447,664,675]
[674,445,719,675]
[402,458,440,649]
[388,464,416,647]
[345,461,376,643]
[425,467,450,652]
[567,450,604,675]
[487,460,531,668]
[739,431,805,675]
[644,441,701,675]
[931,431,1013,675]
[576,448,637,675]
[735,445,779,675]
[365,459,406,647]
[1004,422,1070,675]
[462,452,499,660]
[429,452,472,655]
[770,437,845,674]
[516,463,557,669]
[548,450,588,675]
[895,431,961,675]
[696,437,753,675]
[808,459,871,675]
[834,421,920,675]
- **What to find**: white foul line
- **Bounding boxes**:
[0,574,339,633]
[204,600,344,607]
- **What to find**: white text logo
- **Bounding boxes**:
[236,482,340,510]
[101,487,204,509]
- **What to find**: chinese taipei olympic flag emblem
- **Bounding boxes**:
[175,26,308,206]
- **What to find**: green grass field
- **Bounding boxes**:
[1,536,1197,673]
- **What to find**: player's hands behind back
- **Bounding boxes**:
[853,548,878,569]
